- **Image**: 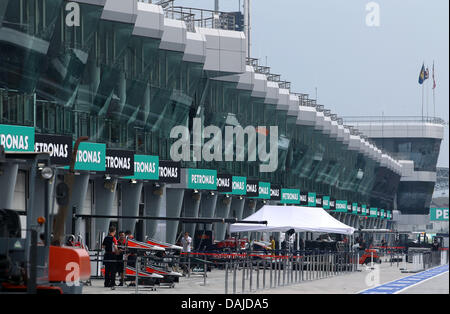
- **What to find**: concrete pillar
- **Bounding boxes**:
[352,215,358,228]
[229,197,245,220]
[337,213,342,223]
[214,195,232,241]
[242,199,257,240]
[144,184,165,239]
[242,198,257,219]
[64,173,90,237]
[165,188,185,244]
[253,201,265,241]
[343,214,350,226]
[370,218,376,229]
[120,181,143,235]
[0,162,18,209]
[198,191,218,232]
[93,177,117,239]
[182,191,202,238]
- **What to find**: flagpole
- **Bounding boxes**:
[421,62,424,122]
[433,60,436,118]
[426,75,429,119]
[433,87,435,118]
[422,83,424,122]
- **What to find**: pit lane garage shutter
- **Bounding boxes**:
[230,205,355,235]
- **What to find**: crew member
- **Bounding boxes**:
[181,232,192,276]
[116,231,126,286]
[269,236,276,251]
[181,232,192,253]
[102,226,118,289]
[125,230,134,240]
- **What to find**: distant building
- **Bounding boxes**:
[345,117,446,232]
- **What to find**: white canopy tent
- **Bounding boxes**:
[230,205,355,235]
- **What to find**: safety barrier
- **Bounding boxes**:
[400,250,448,273]
[88,248,449,293]
[186,250,361,294]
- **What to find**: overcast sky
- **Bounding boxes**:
[175,0,449,167]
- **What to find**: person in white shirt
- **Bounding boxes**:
[181,232,192,276]
[181,232,192,253]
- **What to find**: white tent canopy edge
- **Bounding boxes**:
[229,205,355,235]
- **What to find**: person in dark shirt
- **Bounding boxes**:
[102,226,118,289]
[116,231,126,286]
[124,231,137,286]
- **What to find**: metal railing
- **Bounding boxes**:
[162,5,240,32]
[343,116,447,126]
[372,246,449,273]
[224,250,360,294]
[180,249,361,294]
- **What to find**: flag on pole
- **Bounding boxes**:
[432,62,436,89]
[418,63,426,85]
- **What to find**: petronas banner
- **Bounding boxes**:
[0,124,34,152]
[308,192,316,207]
[187,169,217,190]
[281,189,300,204]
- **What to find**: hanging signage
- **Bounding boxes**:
[270,185,281,201]
[322,196,330,210]
[124,155,159,180]
[352,203,358,215]
[357,205,362,215]
[254,182,271,199]
[329,199,336,211]
[369,208,378,218]
[70,142,106,171]
[217,174,233,193]
[0,124,34,152]
[105,149,134,176]
[281,189,300,204]
[335,200,347,213]
[380,209,385,219]
[246,180,259,197]
[227,176,247,195]
[430,208,449,221]
[316,195,322,207]
[308,192,316,207]
[35,133,72,165]
[187,169,217,190]
[347,203,352,213]
[158,160,181,183]
[300,192,308,206]
[387,210,392,220]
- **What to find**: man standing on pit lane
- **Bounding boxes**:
[181,232,192,253]
[181,232,192,276]
[102,226,118,289]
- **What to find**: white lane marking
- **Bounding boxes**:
[393,269,449,294]
[358,265,449,294]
